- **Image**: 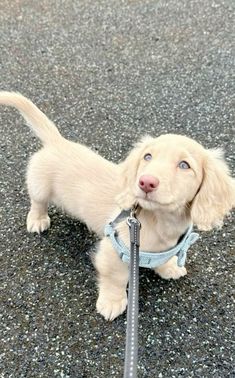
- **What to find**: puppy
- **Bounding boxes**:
[0,92,234,320]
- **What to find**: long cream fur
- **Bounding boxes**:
[0,91,234,320]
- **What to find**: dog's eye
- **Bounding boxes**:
[178,160,190,169]
[144,153,152,161]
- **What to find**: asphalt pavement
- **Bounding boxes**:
[0,0,234,377]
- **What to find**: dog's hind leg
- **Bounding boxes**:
[27,200,50,233]
[26,150,52,233]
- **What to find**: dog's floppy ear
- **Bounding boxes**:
[116,136,154,209]
[191,148,235,230]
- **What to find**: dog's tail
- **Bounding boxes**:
[0,91,63,145]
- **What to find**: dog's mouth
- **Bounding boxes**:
[136,195,173,207]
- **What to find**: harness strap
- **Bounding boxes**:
[104,223,199,269]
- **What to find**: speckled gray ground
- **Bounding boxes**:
[0,0,234,377]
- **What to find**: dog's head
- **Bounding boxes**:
[116,134,235,230]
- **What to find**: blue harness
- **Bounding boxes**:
[104,211,199,269]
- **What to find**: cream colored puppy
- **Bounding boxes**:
[0,92,234,321]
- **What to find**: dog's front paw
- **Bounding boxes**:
[96,293,127,321]
[155,256,187,280]
[27,212,51,233]
[156,264,187,280]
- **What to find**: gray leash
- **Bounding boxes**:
[124,209,141,378]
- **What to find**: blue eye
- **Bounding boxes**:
[144,153,152,161]
[178,161,190,169]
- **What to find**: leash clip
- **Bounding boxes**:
[126,206,141,247]
[126,205,141,228]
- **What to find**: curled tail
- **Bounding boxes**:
[0,91,63,145]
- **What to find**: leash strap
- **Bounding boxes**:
[124,214,141,378]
